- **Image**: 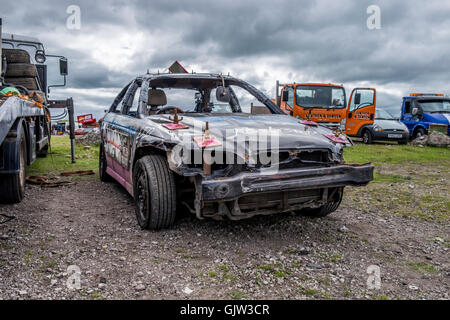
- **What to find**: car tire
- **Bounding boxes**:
[2,49,31,64]
[99,143,113,182]
[362,130,373,144]
[398,140,408,145]
[300,188,343,218]
[133,154,177,230]
[5,63,38,78]
[0,128,27,203]
[414,127,426,139]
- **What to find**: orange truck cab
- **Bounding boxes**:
[275,81,376,138]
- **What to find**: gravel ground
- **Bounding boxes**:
[0,173,448,300]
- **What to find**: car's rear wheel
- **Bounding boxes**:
[362,130,373,144]
[133,154,177,230]
[300,188,344,218]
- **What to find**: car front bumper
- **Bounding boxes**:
[200,163,374,202]
[372,131,409,141]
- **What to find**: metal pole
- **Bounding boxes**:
[67,98,76,163]
[276,80,280,107]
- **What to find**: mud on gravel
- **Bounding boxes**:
[0,170,449,300]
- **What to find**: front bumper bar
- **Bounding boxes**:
[200,163,374,201]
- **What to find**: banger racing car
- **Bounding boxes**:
[100,73,374,229]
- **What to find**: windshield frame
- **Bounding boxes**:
[294,85,346,109]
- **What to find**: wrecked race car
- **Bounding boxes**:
[99,73,374,229]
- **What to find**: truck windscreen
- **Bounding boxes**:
[418,100,450,113]
[295,85,345,109]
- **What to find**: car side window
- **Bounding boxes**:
[122,81,142,117]
[285,86,294,108]
[404,101,411,114]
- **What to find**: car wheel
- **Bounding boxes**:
[0,128,27,203]
[300,188,343,218]
[398,140,408,145]
[414,127,426,139]
[133,154,177,230]
[362,130,373,144]
[99,143,113,182]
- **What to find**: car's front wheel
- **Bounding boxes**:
[300,187,344,218]
[133,154,177,230]
[362,130,373,144]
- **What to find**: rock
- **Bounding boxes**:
[98,283,107,290]
[50,279,58,286]
[412,131,450,147]
[183,286,193,295]
[18,290,27,296]
[306,263,322,270]
[83,145,91,150]
[119,256,126,262]
[135,284,146,291]
[408,285,419,291]
[99,277,107,284]
[338,226,349,233]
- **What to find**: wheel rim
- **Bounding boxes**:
[363,132,369,143]
[136,169,148,224]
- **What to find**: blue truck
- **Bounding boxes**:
[400,93,450,139]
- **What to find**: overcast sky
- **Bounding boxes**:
[2,0,450,119]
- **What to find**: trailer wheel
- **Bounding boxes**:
[300,188,343,218]
[133,154,177,230]
[0,129,27,203]
[99,143,113,182]
[4,77,38,90]
[2,49,31,64]
[5,63,38,78]
[362,130,373,144]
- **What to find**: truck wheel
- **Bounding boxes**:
[414,127,426,139]
[5,63,38,78]
[4,77,38,90]
[300,188,343,218]
[133,154,177,230]
[2,49,31,63]
[99,143,113,182]
[0,129,27,203]
[362,130,373,144]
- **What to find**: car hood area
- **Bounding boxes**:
[139,113,350,154]
[374,119,408,131]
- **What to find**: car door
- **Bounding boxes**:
[345,88,376,136]
[102,82,134,187]
[400,99,416,135]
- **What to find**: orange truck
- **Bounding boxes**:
[275,81,376,137]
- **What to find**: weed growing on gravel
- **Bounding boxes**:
[407,261,438,274]
[230,290,248,300]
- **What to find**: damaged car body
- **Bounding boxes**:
[100,73,374,229]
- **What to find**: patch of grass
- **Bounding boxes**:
[218,265,230,272]
[230,290,248,300]
[373,173,411,183]
[344,143,450,165]
[208,271,217,278]
[91,291,103,300]
[298,286,318,296]
[257,263,291,278]
[329,253,343,263]
[407,261,438,274]
[28,136,99,177]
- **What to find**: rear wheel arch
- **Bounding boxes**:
[413,126,427,138]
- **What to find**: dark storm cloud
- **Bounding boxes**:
[2,0,450,119]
